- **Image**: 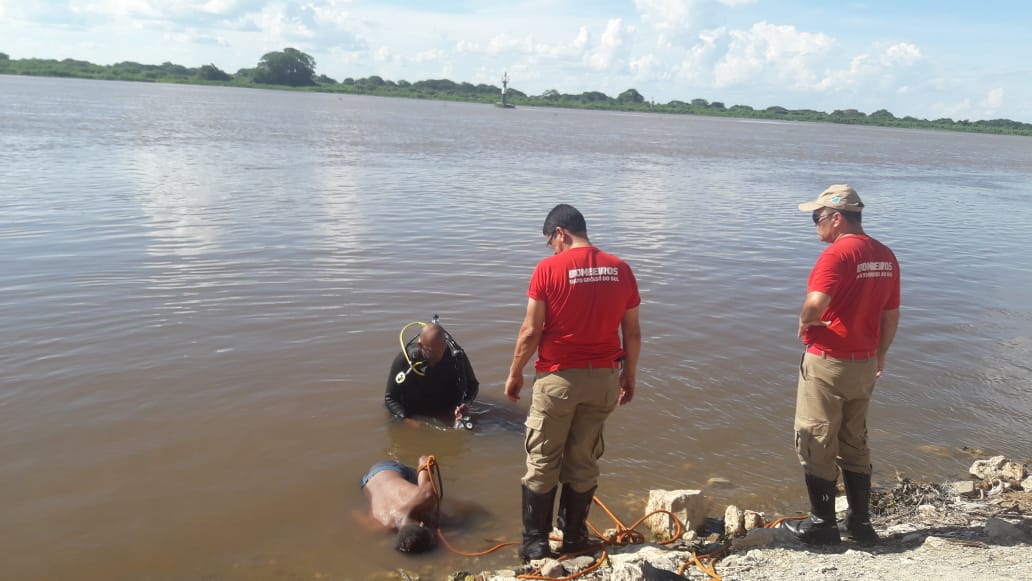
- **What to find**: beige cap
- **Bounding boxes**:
[798,184,865,212]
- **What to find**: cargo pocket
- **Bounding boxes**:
[524,413,545,456]
[794,419,830,463]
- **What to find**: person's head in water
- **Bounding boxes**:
[395,523,436,553]
[418,324,447,367]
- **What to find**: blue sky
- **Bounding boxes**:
[2,1,1031,122]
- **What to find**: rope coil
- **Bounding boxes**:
[423,456,729,580]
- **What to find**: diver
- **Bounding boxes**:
[385,316,479,428]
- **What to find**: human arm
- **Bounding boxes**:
[454,352,479,419]
[876,308,900,378]
[617,306,641,405]
[411,456,440,527]
[386,352,419,426]
[797,291,832,338]
[504,298,546,403]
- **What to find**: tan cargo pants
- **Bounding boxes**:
[522,367,621,494]
[794,351,877,481]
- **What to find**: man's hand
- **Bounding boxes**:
[504,374,523,402]
[618,370,635,405]
[876,353,887,378]
[454,403,469,420]
[798,291,832,337]
[404,418,421,428]
[797,318,829,338]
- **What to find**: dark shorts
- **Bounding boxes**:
[359,460,418,490]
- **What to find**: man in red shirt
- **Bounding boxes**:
[784,185,900,547]
[505,204,641,562]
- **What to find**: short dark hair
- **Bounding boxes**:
[838,210,862,226]
[543,204,587,236]
[395,523,436,553]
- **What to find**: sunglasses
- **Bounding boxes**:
[812,211,837,225]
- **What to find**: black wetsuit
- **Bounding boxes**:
[385,346,479,420]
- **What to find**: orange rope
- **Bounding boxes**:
[764,514,807,528]
[424,460,728,581]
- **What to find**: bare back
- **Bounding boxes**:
[364,468,438,531]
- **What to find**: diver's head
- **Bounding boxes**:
[395,523,436,553]
[418,324,446,367]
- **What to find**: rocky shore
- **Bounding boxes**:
[446,455,1031,581]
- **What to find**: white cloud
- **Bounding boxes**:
[455,40,480,53]
[672,26,723,83]
[629,53,660,77]
[308,0,355,29]
[486,33,532,55]
[472,25,590,62]
[714,22,831,88]
[373,45,393,63]
[588,18,628,71]
[411,49,445,64]
[816,41,923,93]
[635,0,701,33]
[983,87,1004,109]
[882,42,921,66]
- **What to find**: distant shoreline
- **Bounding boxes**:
[3,56,1031,137]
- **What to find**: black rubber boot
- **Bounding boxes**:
[556,484,600,554]
[519,484,557,562]
[783,473,842,546]
[839,470,878,546]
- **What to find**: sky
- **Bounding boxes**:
[2,1,1031,123]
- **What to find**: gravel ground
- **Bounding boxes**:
[712,534,1031,581]
[463,481,1031,581]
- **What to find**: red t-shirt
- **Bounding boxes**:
[803,234,901,353]
[528,246,641,372]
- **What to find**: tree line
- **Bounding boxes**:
[2,48,1030,136]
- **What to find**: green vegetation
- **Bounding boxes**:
[253,48,316,86]
[2,48,1030,136]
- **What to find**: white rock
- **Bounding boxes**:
[1022,475,1032,491]
[539,559,564,577]
[835,495,850,514]
[561,557,596,573]
[644,489,709,539]
[1001,461,1027,483]
[724,505,745,538]
[743,510,765,531]
[968,455,1025,482]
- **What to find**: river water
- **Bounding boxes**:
[2,75,1030,580]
